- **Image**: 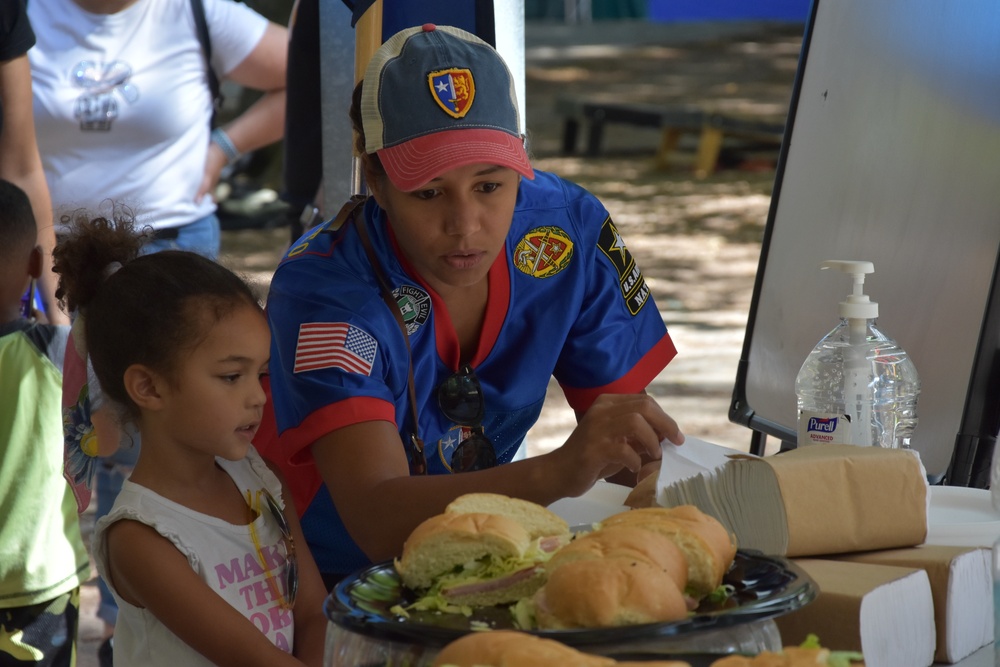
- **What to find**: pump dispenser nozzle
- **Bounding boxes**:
[821,260,879,320]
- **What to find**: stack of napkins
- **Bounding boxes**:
[653,440,929,557]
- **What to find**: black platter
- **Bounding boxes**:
[325,549,817,649]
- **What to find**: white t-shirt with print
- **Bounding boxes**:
[28,0,267,231]
[94,447,297,666]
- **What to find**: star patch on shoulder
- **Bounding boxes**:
[597,217,650,315]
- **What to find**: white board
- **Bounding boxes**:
[731,0,1000,479]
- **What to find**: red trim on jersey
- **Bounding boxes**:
[560,334,678,413]
[387,224,510,370]
[475,254,510,367]
[284,396,397,464]
[254,378,396,515]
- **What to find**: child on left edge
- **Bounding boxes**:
[52,214,326,667]
[0,179,89,666]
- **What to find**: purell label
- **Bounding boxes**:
[798,410,850,445]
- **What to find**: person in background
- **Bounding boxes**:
[0,179,90,666]
[28,0,288,258]
[0,0,65,325]
[28,0,289,658]
[261,24,683,587]
[53,214,326,667]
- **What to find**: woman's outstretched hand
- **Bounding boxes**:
[546,393,683,498]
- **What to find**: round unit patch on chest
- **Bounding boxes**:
[393,284,432,335]
[513,226,574,278]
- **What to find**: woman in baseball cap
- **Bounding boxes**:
[261,24,685,586]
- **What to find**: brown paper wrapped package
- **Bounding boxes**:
[641,444,929,557]
[775,558,936,667]
[834,545,993,663]
[774,445,928,556]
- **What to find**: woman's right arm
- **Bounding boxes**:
[106,520,312,667]
[311,392,678,562]
[0,54,66,324]
[198,22,288,202]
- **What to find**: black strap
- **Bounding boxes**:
[190,0,223,125]
[474,0,497,47]
[335,197,428,476]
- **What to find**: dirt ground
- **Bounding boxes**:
[74,19,805,665]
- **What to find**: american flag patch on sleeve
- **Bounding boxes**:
[293,322,378,375]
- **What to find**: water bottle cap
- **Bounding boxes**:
[821,259,879,320]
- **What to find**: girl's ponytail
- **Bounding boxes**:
[53,214,144,315]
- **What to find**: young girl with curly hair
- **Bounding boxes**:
[54,216,326,666]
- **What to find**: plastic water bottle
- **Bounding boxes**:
[795,260,920,448]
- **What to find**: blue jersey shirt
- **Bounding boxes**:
[264,170,677,575]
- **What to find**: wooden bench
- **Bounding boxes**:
[555,96,786,177]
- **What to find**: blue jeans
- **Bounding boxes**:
[96,213,219,626]
[140,213,220,259]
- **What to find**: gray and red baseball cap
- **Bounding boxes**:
[361,24,535,192]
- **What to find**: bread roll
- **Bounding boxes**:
[708,648,838,666]
[545,525,688,592]
[708,657,755,666]
[397,512,531,590]
[446,492,570,541]
[532,559,689,630]
[431,630,691,666]
[431,630,611,666]
[600,506,737,597]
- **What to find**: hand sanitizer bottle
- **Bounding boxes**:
[795,260,920,448]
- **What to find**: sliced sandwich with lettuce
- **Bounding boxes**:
[394,493,571,613]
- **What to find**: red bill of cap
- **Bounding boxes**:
[377,128,534,192]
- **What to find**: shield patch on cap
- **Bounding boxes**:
[428,68,476,118]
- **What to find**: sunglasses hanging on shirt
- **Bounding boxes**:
[437,364,498,472]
